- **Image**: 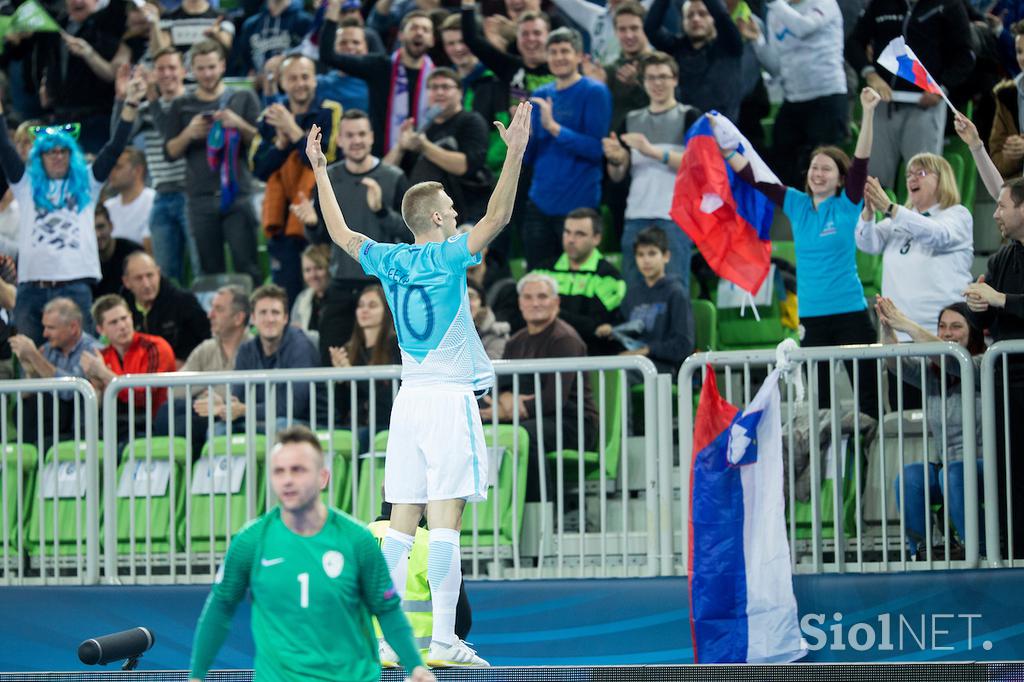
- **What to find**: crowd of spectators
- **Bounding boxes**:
[0,0,1022,553]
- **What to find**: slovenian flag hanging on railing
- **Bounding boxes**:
[670,113,774,296]
[689,366,806,664]
[877,36,954,109]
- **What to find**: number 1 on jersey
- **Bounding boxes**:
[297,572,309,608]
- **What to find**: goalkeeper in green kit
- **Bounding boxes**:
[188,426,435,682]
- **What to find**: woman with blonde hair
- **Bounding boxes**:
[857,152,974,338]
[291,243,332,346]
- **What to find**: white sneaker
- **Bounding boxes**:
[378,638,398,668]
[426,639,490,667]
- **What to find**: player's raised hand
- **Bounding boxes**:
[495,100,532,156]
[306,124,327,171]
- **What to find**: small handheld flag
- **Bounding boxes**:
[877,36,954,110]
[9,0,61,34]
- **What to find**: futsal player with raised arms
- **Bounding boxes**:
[306,99,533,667]
[188,426,434,682]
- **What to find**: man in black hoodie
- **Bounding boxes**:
[120,251,211,368]
[846,0,973,188]
[965,177,1024,557]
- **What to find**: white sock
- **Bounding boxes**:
[427,527,462,648]
[381,527,415,600]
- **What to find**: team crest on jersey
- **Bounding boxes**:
[447,234,462,243]
[322,550,344,578]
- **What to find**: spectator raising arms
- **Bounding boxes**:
[745,0,848,186]
[644,0,743,119]
[877,296,986,561]
[722,87,883,418]
[0,69,144,344]
[856,155,975,341]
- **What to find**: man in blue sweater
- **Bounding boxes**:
[523,27,612,269]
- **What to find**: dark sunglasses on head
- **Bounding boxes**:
[30,123,81,140]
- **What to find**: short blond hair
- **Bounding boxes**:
[904,153,960,209]
[401,181,445,235]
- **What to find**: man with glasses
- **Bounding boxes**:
[0,70,145,344]
[602,50,700,290]
[383,68,493,222]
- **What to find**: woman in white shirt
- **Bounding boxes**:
[856,153,974,409]
[856,153,974,336]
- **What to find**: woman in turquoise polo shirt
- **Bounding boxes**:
[721,86,882,417]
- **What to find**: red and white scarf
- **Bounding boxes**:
[385,50,434,153]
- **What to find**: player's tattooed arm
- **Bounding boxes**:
[342,234,368,261]
[306,124,371,263]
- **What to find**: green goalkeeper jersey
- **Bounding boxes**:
[189,506,423,681]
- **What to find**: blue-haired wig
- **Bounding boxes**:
[27,131,92,213]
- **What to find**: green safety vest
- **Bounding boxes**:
[368,520,432,650]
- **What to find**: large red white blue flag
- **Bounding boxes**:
[689,366,806,664]
[670,113,774,296]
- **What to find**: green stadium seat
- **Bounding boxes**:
[509,258,527,281]
[183,433,267,555]
[353,430,390,524]
[112,438,189,555]
[692,299,718,352]
[462,424,531,547]
[357,427,532,547]
[790,439,859,541]
[717,295,796,351]
[771,240,796,266]
[604,252,622,272]
[315,429,356,512]
[546,369,624,482]
[856,250,882,300]
[2,442,38,554]
[26,440,102,556]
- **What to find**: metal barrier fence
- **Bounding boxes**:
[0,357,662,584]
[678,342,985,575]
[979,339,1024,566]
[0,377,100,585]
[4,342,1022,585]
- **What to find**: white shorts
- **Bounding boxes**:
[384,384,489,504]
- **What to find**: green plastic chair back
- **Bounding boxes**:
[26,441,102,556]
[354,430,391,523]
[717,295,795,351]
[692,299,718,352]
[184,434,267,554]
[2,443,38,551]
[790,442,858,540]
[855,250,882,300]
[546,369,624,482]
[112,437,189,555]
[315,429,356,512]
[461,424,531,546]
[771,240,796,266]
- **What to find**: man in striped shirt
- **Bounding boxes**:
[111,47,193,285]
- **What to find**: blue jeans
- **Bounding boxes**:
[212,416,307,437]
[150,192,195,286]
[621,218,692,292]
[520,200,565,270]
[15,280,94,345]
[267,235,307,306]
[895,460,986,556]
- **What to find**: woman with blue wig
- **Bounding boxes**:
[0,71,146,344]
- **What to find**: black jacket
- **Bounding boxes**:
[975,241,1024,384]
[846,0,974,93]
[122,277,211,362]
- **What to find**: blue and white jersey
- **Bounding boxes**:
[360,233,495,391]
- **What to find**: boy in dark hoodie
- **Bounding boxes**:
[620,226,693,374]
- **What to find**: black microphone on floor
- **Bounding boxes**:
[78,627,155,669]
